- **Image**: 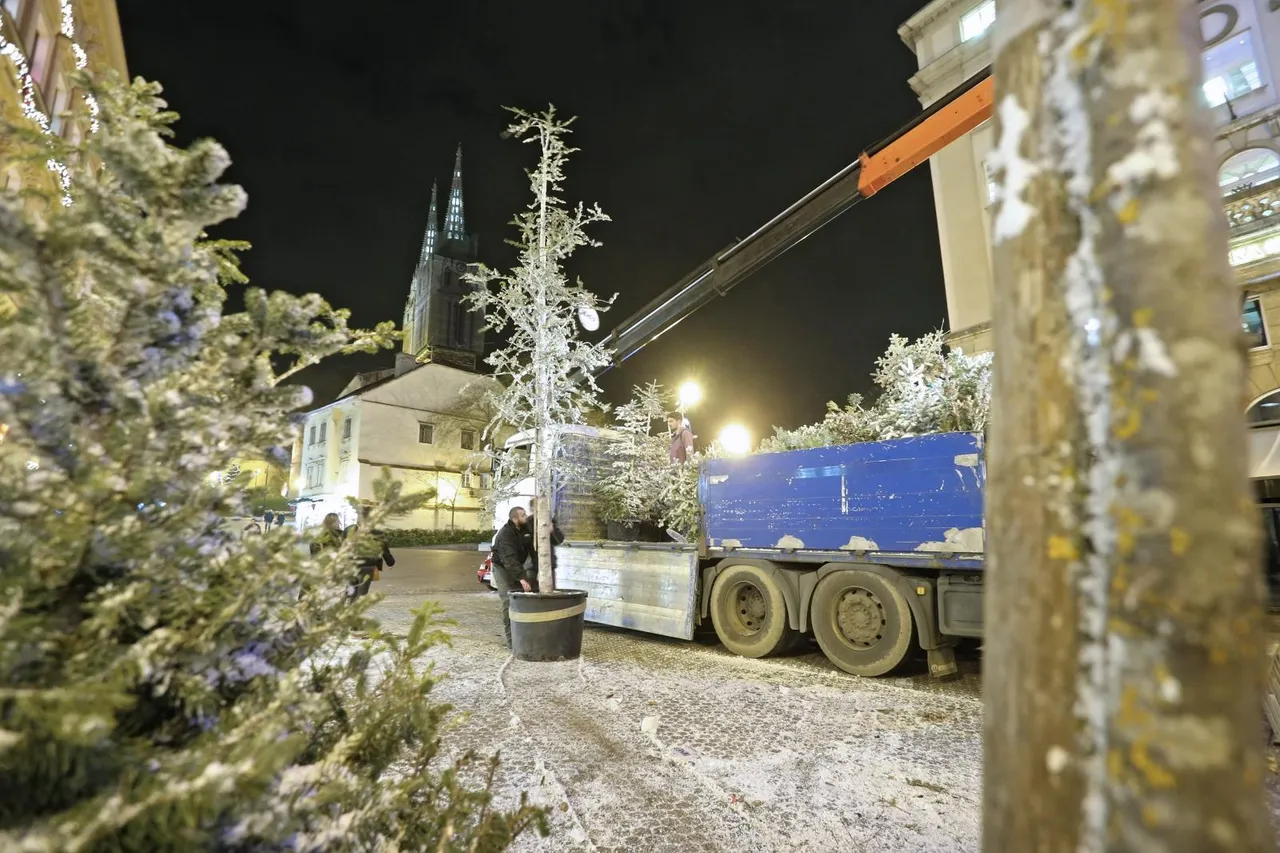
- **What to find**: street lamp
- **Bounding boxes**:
[437,480,458,530]
[718,424,752,457]
[678,381,702,418]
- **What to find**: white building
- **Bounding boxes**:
[899,0,1280,592]
[291,355,502,532]
[899,0,1280,414]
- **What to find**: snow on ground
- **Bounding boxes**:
[373,586,982,853]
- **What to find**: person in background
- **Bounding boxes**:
[344,505,394,598]
[523,516,564,592]
[310,513,344,555]
[668,412,695,464]
[262,509,275,529]
[491,506,530,649]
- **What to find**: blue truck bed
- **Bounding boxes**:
[699,432,986,562]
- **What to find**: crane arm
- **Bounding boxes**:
[592,67,994,377]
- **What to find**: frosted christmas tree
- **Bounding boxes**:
[0,76,543,850]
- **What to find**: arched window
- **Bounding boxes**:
[1249,389,1280,425]
[1221,148,1280,193]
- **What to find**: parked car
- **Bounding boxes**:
[477,553,494,590]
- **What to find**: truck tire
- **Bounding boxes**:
[811,569,914,677]
[709,563,795,658]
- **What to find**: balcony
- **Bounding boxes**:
[1225,179,1280,238]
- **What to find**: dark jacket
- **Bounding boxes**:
[345,524,395,570]
[492,520,527,584]
[525,517,564,570]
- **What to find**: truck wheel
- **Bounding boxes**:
[709,563,795,658]
[811,569,914,677]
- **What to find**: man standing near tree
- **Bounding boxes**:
[491,506,531,648]
[668,413,694,464]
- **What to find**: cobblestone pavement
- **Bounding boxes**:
[370,550,983,851]
[370,550,1280,852]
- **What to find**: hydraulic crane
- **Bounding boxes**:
[591,67,994,375]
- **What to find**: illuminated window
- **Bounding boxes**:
[1244,297,1269,349]
[982,159,998,205]
[1203,31,1264,107]
[29,18,52,87]
[49,83,69,136]
[960,1,996,43]
[1221,148,1280,193]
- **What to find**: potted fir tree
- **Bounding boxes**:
[464,106,613,662]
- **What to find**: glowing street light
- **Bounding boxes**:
[678,381,702,412]
[718,424,752,457]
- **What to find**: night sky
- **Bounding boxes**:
[116,0,948,446]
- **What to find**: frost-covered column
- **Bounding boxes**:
[984,1,1274,851]
[983,1,1086,849]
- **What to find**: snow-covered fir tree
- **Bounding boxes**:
[595,382,670,526]
[0,75,543,851]
[464,106,613,591]
[760,331,992,452]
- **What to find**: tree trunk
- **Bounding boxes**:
[984,2,1274,851]
[535,429,555,592]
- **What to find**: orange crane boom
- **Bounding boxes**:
[592,68,995,376]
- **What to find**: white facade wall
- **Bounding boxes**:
[292,363,501,531]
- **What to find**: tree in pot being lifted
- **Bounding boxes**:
[595,382,670,540]
[464,106,612,611]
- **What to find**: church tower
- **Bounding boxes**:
[402,145,486,371]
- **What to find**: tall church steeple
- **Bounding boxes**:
[419,181,439,265]
[443,144,465,242]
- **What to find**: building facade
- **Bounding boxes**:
[291,358,503,532]
[901,0,1280,596]
[900,0,1280,422]
[1,0,127,194]
[402,146,487,372]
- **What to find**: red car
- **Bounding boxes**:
[477,553,494,590]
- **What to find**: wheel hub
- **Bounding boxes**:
[733,583,767,635]
[836,588,885,649]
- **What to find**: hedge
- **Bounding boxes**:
[382,528,495,548]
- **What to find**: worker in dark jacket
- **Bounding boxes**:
[345,505,395,598]
[523,516,564,593]
[491,506,530,648]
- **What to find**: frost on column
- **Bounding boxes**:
[464,105,615,591]
[0,74,544,850]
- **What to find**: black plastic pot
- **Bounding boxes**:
[509,589,589,662]
[638,521,668,542]
[606,520,640,541]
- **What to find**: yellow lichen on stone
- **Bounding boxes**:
[1047,534,1079,561]
[1131,739,1177,789]
[1118,197,1140,224]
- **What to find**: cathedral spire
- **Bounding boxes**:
[443,144,466,241]
[418,182,439,265]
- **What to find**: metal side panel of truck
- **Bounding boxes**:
[556,432,986,679]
